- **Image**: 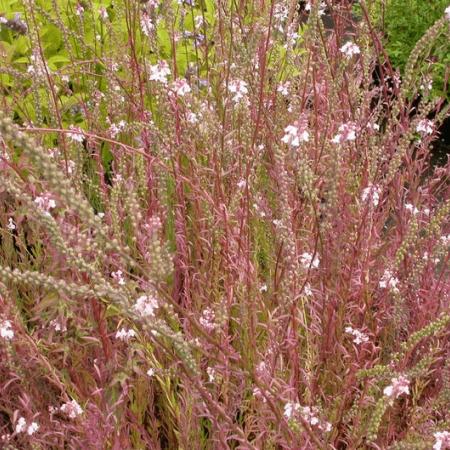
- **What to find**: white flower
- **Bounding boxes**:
[60,399,83,419]
[301,406,320,426]
[206,367,216,382]
[304,283,313,296]
[50,319,67,332]
[0,320,14,340]
[111,270,126,285]
[416,119,434,135]
[361,184,381,207]
[284,402,300,419]
[445,6,450,22]
[147,368,155,377]
[115,327,136,341]
[172,78,191,96]
[345,326,369,345]
[340,41,361,58]
[404,203,419,215]
[149,61,171,84]
[194,15,205,29]
[15,417,27,433]
[133,294,159,317]
[67,125,84,143]
[281,124,310,147]
[332,122,357,144]
[420,77,433,92]
[434,431,450,450]
[228,79,248,103]
[26,422,39,436]
[300,252,320,269]
[277,82,290,96]
[7,218,16,230]
[109,120,126,138]
[186,111,198,123]
[237,179,246,189]
[379,269,400,293]
[259,284,268,293]
[34,194,56,213]
[304,1,326,15]
[383,375,410,399]
[252,387,266,402]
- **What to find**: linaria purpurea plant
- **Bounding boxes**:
[0,0,449,448]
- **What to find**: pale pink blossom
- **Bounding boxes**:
[404,203,419,215]
[34,194,56,213]
[340,41,361,58]
[149,61,171,84]
[277,82,290,96]
[345,326,369,345]
[172,78,191,96]
[7,218,16,230]
[199,308,217,332]
[281,123,310,147]
[111,270,126,285]
[379,269,400,293]
[15,417,26,433]
[284,402,300,419]
[416,119,434,135]
[206,367,216,382]
[361,184,381,207]
[445,6,450,22]
[332,122,357,144]
[0,320,14,340]
[60,399,83,419]
[75,4,84,17]
[228,79,248,103]
[99,7,108,21]
[140,13,154,36]
[300,252,320,269]
[115,327,136,341]
[67,125,84,143]
[26,422,39,436]
[434,431,450,450]
[133,294,159,317]
[383,375,410,399]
